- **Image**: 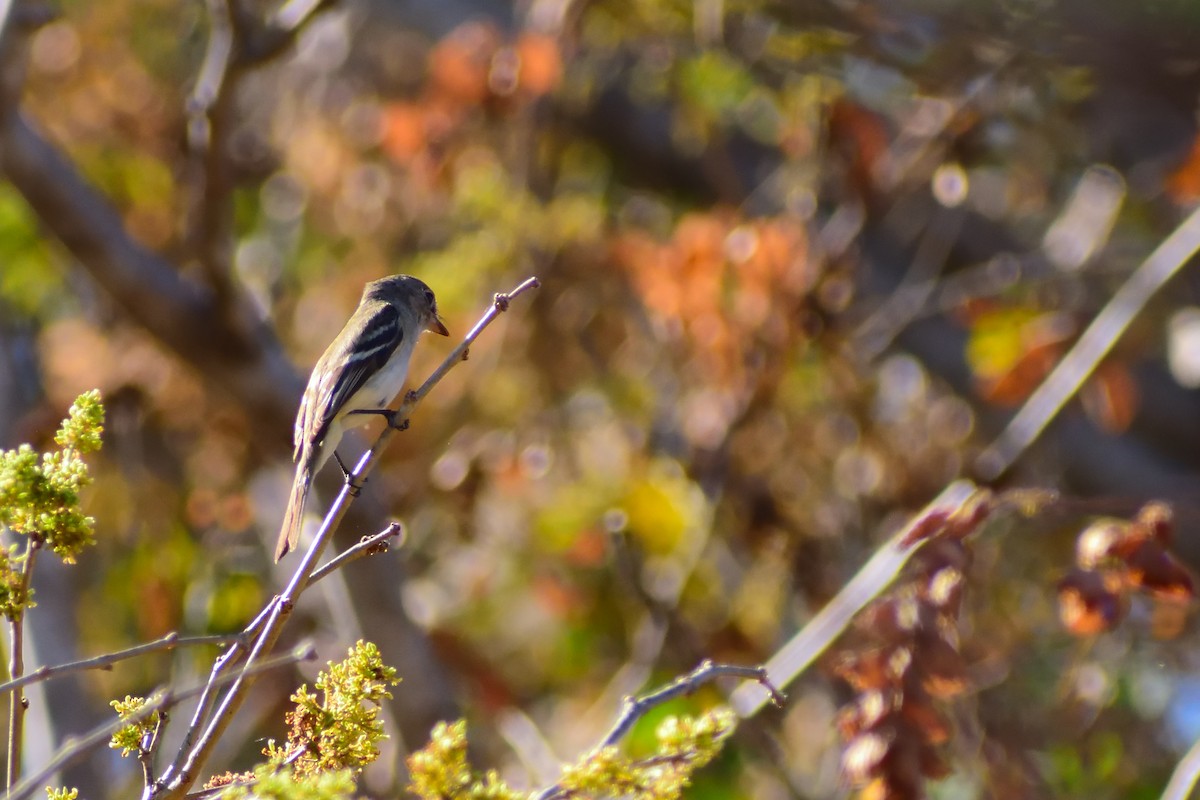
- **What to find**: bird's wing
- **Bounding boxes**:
[295,302,405,456]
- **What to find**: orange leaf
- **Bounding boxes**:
[1124,541,1195,603]
[381,102,427,163]
[1057,568,1125,635]
[1166,133,1200,204]
[1081,362,1139,434]
[429,21,500,107]
[515,32,562,97]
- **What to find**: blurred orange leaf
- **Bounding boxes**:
[1080,362,1139,434]
[1166,133,1200,204]
[515,32,562,97]
[430,21,501,107]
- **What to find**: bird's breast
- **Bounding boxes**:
[342,341,416,421]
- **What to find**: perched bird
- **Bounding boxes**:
[276,274,449,561]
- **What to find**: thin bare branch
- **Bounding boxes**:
[536,660,782,800]
[5,537,37,788]
[1161,733,1200,800]
[161,597,277,790]
[139,708,169,792]
[976,204,1200,479]
[0,633,238,698]
[307,523,405,586]
[730,480,981,717]
[597,661,782,751]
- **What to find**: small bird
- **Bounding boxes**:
[276,274,449,561]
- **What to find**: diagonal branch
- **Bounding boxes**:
[594,661,782,752]
[535,660,783,800]
[1162,733,1200,800]
[976,204,1200,479]
[0,111,302,444]
[729,480,982,717]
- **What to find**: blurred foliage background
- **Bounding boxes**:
[4,0,1200,797]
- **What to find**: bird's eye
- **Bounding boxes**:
[424,289,435,307]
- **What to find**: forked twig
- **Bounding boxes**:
[535,660,783,800]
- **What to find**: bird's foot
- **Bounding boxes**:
[333,451,364,496]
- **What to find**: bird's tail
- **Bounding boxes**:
[276,456,313,562]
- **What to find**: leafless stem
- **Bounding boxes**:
[597,661,782,751]
[5,536,37,788]
[5,643,315,800]
[159,602,276,791]
[1162,733,1200,800]
[154,277,539,800]
[138,707,168,791]
[307,523,405,586]
[730,480,982,717]
[535,660,783,800]
[976,204,1200,479]
[0,633,237,699]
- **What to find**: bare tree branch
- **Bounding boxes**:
[0,633,239,698]
[0,111,303,445]
[1162,734,1200,800]
[596,661,782,752]
[730,480,982,717]
[976,204,1200,479]
[536,660,783,800]
[307,522,405,585]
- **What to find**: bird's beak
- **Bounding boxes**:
[429,315,450,336]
